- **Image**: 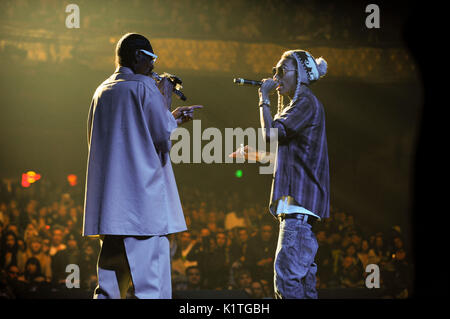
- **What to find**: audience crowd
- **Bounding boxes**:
[0,177,412,299]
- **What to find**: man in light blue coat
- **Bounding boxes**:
[83,33,202,299]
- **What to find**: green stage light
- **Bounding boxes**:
[235,169,243,178]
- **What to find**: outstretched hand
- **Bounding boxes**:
[228,145,263,162]
[172,105,203,125]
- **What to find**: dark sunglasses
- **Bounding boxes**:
[272,66,296,78]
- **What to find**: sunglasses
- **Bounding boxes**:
[272,66,296,78]
[139,49,158,62]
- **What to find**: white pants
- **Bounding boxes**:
[94,235,171,299]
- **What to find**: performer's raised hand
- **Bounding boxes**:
[259,78,278,100]
[157,77,174,96]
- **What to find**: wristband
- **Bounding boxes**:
[259,97,270,107]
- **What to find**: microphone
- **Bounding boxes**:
[233,78,262,86]
[151,72,187,101]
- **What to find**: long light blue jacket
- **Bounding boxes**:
[82,66,187,237]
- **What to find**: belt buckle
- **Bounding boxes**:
[293,213,308,223]
[278,213,306,221]
[301,214,308,223]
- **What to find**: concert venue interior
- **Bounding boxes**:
[0,0,427,300]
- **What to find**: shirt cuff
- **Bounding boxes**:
[167,109,178,134]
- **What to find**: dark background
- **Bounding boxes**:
[0,0,437,297]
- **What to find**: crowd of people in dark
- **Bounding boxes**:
[0,176,412,299]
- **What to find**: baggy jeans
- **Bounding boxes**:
[274,217,319,299]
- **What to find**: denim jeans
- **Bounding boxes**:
[274,217,319,299]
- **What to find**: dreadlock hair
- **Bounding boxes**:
[276,51,300,115]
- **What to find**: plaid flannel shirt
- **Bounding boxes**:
[269,85,330,220]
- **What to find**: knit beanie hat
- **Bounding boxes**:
[284,50,327,85]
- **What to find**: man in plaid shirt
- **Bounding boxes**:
[236,49,330,298]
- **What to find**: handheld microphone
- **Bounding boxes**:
[151,72,187,101]
[233,78,262,86]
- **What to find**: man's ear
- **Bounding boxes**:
[130,50,141,72]
[134,50,141,62]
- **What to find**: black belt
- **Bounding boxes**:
[277,213,316,226]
